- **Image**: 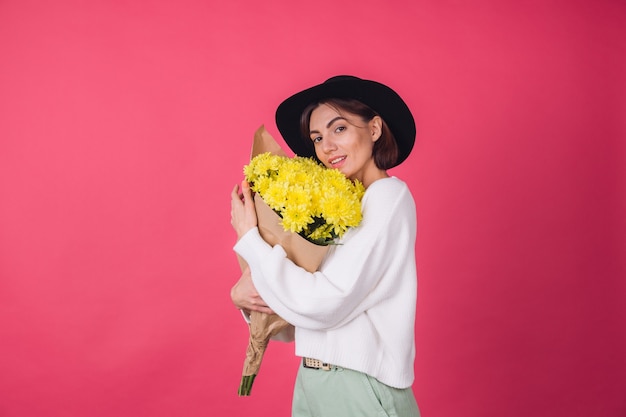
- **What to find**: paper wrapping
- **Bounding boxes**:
[236,126,329,396]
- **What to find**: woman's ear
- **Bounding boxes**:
[370,116,383,142]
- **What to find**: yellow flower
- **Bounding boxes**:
[281,205,314,233]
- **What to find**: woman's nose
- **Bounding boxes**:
[321,137,337,153]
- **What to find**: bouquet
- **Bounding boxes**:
[236,126,364,396]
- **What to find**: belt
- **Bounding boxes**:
[302,357,339,371]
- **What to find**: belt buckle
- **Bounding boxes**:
[303,357,333,371]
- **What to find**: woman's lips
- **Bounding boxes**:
[329,156,346,167]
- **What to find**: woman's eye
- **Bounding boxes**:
[335,126,346,133]
[311,136,322,143]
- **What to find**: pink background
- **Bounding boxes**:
[1,1,624,416]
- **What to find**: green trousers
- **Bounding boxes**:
[292,363,420,417]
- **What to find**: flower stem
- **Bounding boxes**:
[238,374,257,396]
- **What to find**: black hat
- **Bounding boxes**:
[275,75,416,167]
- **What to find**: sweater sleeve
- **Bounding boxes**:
[233,178,416,331]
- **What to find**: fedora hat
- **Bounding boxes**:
[275,75,416,167]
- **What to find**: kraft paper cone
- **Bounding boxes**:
[236,126,329,396]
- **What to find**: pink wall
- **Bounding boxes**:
[1,1,624,416]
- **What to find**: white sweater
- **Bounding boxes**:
[234,176,417,389]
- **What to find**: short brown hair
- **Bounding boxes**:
[299,98,399,170]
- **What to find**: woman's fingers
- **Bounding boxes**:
[241,180,252,202]
[230,180,257,238]
[230,267,275,315]
[231,183,242,205]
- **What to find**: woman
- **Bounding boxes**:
[231,75,420,416]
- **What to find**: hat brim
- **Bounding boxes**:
[275,76,415,168]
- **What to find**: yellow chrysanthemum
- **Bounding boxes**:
[281,206,314,233]
[262,181,289,211]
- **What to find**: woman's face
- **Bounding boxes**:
[309,103,386,188]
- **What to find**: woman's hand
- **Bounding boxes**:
[231,267,274,315]
[231,180,257,239]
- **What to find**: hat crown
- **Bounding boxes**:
[324,75,361,84]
